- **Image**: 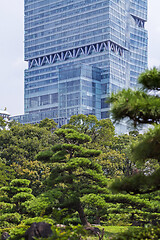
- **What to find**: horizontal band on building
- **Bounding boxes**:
[28,40,127,69]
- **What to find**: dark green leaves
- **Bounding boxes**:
[131,124,160,162]
[139,67,160,91]
[109,89,160,127]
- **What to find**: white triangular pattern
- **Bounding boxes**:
[29,41,125,68]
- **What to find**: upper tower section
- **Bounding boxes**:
[130,0,147,21]
[24,0,111,61]
[128,0,148,87]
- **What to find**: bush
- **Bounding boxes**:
[22,217,54,226]
[0,217,54,240]
[113,225,160,240]
[41,225,87,240]
[12,192,35,203]
[0,202,15,213]
[7,225,27,240]
[23,190,55,217]
[0,213,21,226]
[10,179,30,187]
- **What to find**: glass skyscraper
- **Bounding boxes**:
[14,0,148,126]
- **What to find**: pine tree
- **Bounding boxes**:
[109,67,160,193]
[36,128,108,226]
[0,179,34,228]
[109,67,160,127]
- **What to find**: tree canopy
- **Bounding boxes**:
[36,128,108,226]
[63,114,115,146]
[109,67,160,194]
[0,122,57,195]
[109,67,160,127]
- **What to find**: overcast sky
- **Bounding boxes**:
[0,1,159,116]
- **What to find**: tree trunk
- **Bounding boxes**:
[95,208,101,224]
[95,215,101,225]
[76,203,90,226]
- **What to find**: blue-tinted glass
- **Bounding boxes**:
[12,0,148,127]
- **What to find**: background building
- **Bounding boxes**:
[0,109,10,130]
[0,110,10,121]
[13,0,148,129]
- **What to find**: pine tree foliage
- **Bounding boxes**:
[0,117,7,130]
[131,124,160,162]
[139,67,160,91]
[109,67,160,194]
[0,122,56,195]
[109,88,160,127]
[62,114,127,178]
[0,159,15,187]
[0,179,35,228]
[111,169,160,194]
[109,68,160,127]
[36,128,108,226]
[63,114,115,146]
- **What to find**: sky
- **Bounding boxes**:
[0,1,160,116]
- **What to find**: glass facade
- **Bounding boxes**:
[13,0,148,125]
[58,65,101,126]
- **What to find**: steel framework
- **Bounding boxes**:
[28,40,126,69]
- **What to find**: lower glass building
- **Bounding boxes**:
[13,0,148,128]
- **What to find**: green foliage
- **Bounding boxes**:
[41,225,87,240]
[139,67,160,91]
[0,124,53,163]
[77,190,158,226]
[12,160,51,195]
[0,159,15,187]
[75,149,101,157]
[110,132,143,177]
[64,114,115,146]
[55,128,92,143]
[113,225,160,240]
[0,221,86,240]
[12,192,35,203]
[103,193,155,210]
[111,168,160,194]
[109,88,160,127]
[10,179,30,187]
[22,217,54,226]
[0,213,21,226]
[106,213,131,226]
[106,208,158,226]
[0,122,55,195]
[81,194,107,208]
[108,68,160,127]
[37,118,57,131]
[0,179,34,202]
[131,124,160,162]
[63,114,127,178]
[0,202,15,213]
[36,128,108,225]
[97,149,126,177]
[0,116,7,130]
[81,194,108,224]
[23,189,60,218]
[36,150,54,162]
[0,179,35,228]
[109,67,160,196]
[6,226,27,240]
[0,218,54,240]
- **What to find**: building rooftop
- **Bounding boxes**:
[0,110,10,116]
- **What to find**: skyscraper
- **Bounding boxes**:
[15,0,148,127]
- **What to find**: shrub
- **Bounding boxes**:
[0,217,54,240]
[22,217,54,226]
[113,225,160,240]
[0,213,21,226]
[42,225,87,240]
